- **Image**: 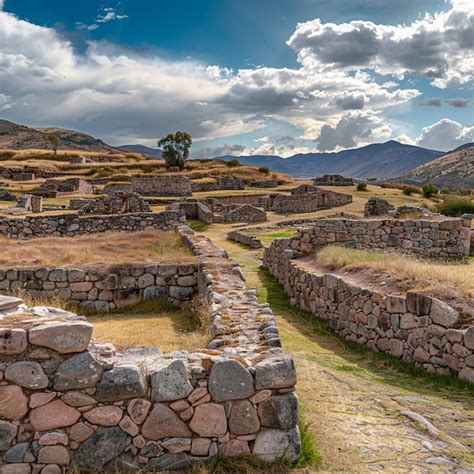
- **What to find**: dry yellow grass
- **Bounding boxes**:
[88,301,210,352]
[0,230,195,267]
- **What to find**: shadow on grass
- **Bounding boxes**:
[257,266,474,399]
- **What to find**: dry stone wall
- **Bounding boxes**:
[0,225,301,471]
[227,231,263,249]
[131,176,192,197]
[0,210,185,240]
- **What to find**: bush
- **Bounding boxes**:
[436,197,474,217]
[356,182,368,191]
[226,159,241,168]
[402,185,420,196]
[422,183,439,198]
[258,166,270,175]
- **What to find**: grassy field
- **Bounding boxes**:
[0,230,195,267]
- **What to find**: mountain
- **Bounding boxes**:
[399,144,474,189]
[0,119,119,153]
[118,144,162,158]
[215,141,445,179]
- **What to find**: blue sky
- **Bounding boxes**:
[1,0,473,155]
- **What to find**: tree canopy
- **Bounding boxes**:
[157,131,192,170]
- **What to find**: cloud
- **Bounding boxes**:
[417,98,471,108]
[287,0,473,88]
[416,118,474,151]
[76,7,128,31]
[192,143,246,159]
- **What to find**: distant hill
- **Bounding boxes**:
[118,144,162,158]
[0,119,119,153]
[399,144,474,189]
[215,141,444,179]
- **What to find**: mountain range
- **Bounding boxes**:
[215,141,445,179]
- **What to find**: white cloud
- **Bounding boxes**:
[76,7,128,31]
[416,119,474,151]
[287,0,473,88]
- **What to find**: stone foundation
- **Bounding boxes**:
[131,176,192,197]
[32,179,93,198]
[313,174,353,186]
[227,231,263,249]
[76,193,151,215]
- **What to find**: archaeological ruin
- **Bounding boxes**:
[313,174,354,186]
[131,176,192,197]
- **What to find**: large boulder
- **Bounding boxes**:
[257,393,299,430]
[150,359,193,402]
[5,361,48,389]
[29,322,93,353]
[142,403,192,440]
[252,427,301,463]
[254,356,297,390]
[208,359,255,402]
[54,352,103,390]
[95,365,147,402]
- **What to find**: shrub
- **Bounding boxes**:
[436,197,474,217]
[258,166,270,175]
[422,183,439,198]
[356,182,368,191]
[225,159,241,168]
[402,185,420,196]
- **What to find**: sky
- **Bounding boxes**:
[0,0,473,157]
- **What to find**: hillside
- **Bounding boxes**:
[215,141,444,179]
[399,144,474,188]
[118,144,162,158]
[0,119,119,153]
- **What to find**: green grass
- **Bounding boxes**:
[188,219,211,232]
[258,266,474,396]
[296,407,322,469]
[253,230,297,239]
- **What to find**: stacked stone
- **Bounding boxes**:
[274,216,471,257]
[0,263,198,312]
[364,197,396,216]
[227,231,263,249]
[78,192,151,215]
[0,210,185,240]
[249,180,279,188]
[313,174,353,186]
[131,176,192,197]
[263,221,474,383]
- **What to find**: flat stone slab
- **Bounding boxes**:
[0,296,23,312]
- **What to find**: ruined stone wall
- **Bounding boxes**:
[249,180,279,188]
[78,193,151,215]
[131,176,192,197]
[102,183,133,196]
[0,226,301,471]
[33,178,93,198]
[263,244,474,383]
[276,217,471,257]
[313,175,353,186]
[227,231,263,249]
[0,263,198,311]
[0,211,185,240]
[270,194,320,214]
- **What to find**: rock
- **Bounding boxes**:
[30,392,56,408]
[95,365,147,402]
[30,399,80,431]
[150,359,193,402]
[208,359,255,402]
[0,463,32,474]
[191,438,211,456]
[406,292,432,315]
[38,446,70,465]
[119,415,139,436]
[41,465,62,474]
[0,385,29,420]
[228,400,260,435]
[142,403,192,440]
[54,352,103,390]
[219,439,250,457]
[250,390,272,404]
[161,437,192,454]
[386,295,407,314]
[458,367,474,384]
[257,393,299,430]
[464,327,474,350]
[70,422,95,442]
[5,361,49,389]
[430,299,459,327]
[61,391,97,407]
[148,453,196,471]
[389,339,404,357]
[400,313,417,330]
[255,355,297,390]
[252,427,301,463]
[0,420,18,450]
[38,432,68,446]
[83,406,123,426]
[189,403,227,437]
[29,322,93,353]
[0,328,28,355]
[127,398,152,424]
[3,442,30,463]
[414,346,430,364]
[73,427,128,469]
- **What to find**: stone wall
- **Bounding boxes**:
[263,244,474,383]
[0,263,198,311]
[271,194,320,214]
[131,176,192,197]
[249,180,279,188]
[313,174,353,186]
[0,211,185,240]
[0,225,301,471]
[275,216,471,257]
[33,179,93,198]
[103,183,133,196]
[227,231,263,249]
[364,197,396,216]
[78,193,151,215]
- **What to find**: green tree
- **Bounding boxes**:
[157,131,192,170]
[422,183,438,198]
[47,134,60,156]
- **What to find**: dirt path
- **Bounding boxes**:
[203,225,474,473]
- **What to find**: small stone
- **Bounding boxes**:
[208,359,255,402]
[219,439,250,457]
[30,399,80,431]
[255,355,297,390]
[0,328,28,355]
[38,432,69,446]
[0,420,18,450]
[69,422,95,442]
[95,365,147,402]
[54,352,103,390]
[142,403,192,440]
[228,400,260,435]
[61,391,97,407]
[189,403,227,437]
[127,398,152,424]
[257,393,299,430]
[179,407,194,421]
[5,361,48,389]
[187,387,208,404]
[29,322,93,353]
[150,359,193,402]
[386,295,407,314]
[191,438,211,456]
[458,367,474,384]
[249,390,272,404]
[3,442,30,463]
[30,392,56,408]
[0,463,32,474]
[41,465,62,474]
[38,445,70,465]
[253,427,301,463]
[169,400,190,412]
[161,437,192,454]
[389,339,404,357]
[83,406,123,426]
[464,327,474,350]
[119,415,139,436]
[0,385,29,420]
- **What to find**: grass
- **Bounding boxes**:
[88,299,210,352]
[313,245,473,300]
[188,219,211,232]
[0,230,195,267]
